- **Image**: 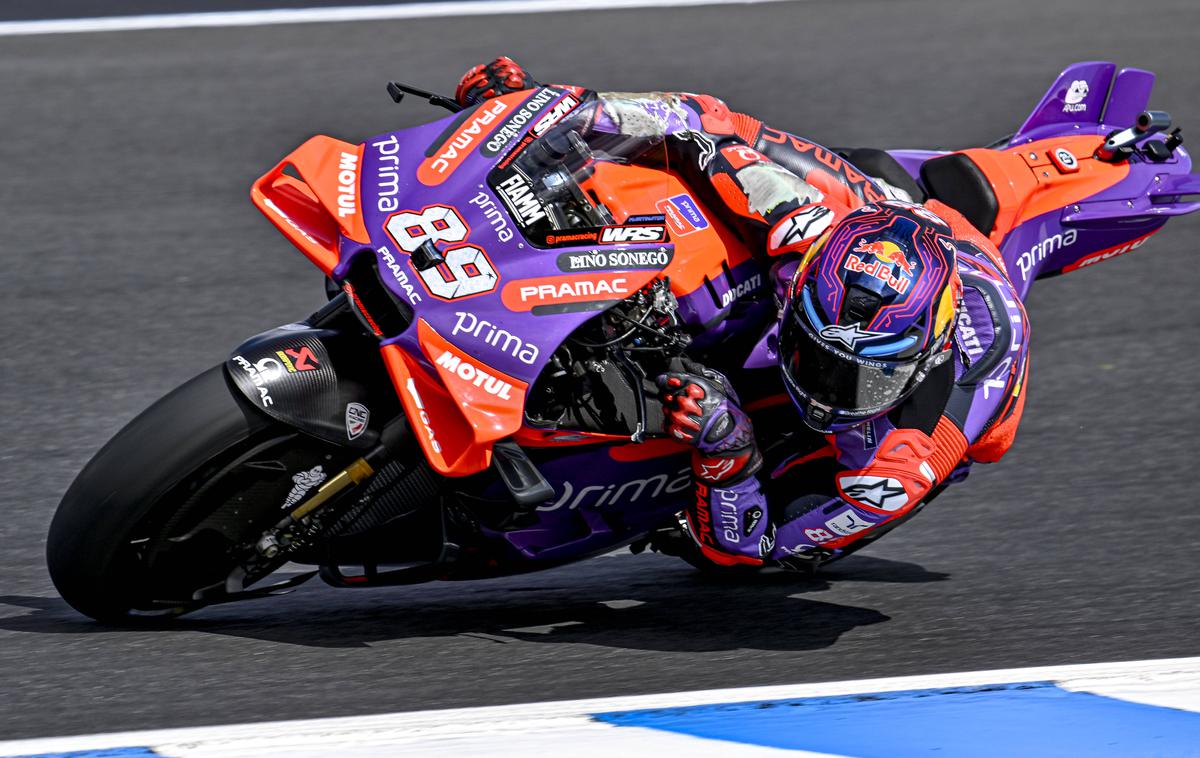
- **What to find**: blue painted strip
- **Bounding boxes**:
[594,681,1200,757]
[12,748,158,758]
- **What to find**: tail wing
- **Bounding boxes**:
[1009,62,1155,144]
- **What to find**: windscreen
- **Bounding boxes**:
[486,96,672,247]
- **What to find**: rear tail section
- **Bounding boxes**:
[914,61,1200,294]
[1009,62,1155,144]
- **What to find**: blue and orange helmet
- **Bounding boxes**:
[779,201,962,433]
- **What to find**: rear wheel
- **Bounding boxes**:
[46,366,359,622]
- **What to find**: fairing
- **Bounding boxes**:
[285,87,760,477]
[886,61,1196,298]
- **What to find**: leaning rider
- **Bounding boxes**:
[457,58,1030,568]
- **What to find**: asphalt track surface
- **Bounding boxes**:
[0,0,472,22]
[2,0,1199,741]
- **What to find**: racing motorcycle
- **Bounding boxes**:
[47,62,1200,621]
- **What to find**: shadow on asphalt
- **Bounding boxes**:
[0,556,947,652]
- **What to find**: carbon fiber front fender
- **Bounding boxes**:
[226,317,399,449]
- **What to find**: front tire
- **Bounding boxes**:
[46,366,355,622]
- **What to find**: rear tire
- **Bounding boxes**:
[46,366,353,622]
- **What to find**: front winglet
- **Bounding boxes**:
[251,135,369,276]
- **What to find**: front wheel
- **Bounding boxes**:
[46,366,360,622]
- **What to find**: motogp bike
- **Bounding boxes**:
[48,62,1200,621]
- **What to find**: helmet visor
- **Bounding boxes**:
[779,305,922,419]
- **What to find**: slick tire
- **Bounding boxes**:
[46,365,351,623]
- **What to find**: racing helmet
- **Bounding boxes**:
[779,201,962,433]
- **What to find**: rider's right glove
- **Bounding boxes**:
[455,57,540,107]
[657,360,771,566]
[657,359,761,485]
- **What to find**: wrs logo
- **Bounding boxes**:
[532,95,580,137]
[599,225,667,243]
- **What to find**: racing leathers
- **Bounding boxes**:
[457,59,1031,566]
[663,209,1030,567]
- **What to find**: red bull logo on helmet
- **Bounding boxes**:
[844,239,913,293]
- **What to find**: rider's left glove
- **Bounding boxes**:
[455,57,540,107]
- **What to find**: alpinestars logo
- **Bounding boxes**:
[496,173,547,226]
[839,475,909,512]
[819,323,890,350]
[769,205,834,252]
[698,458,735,482]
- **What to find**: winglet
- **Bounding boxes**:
[1010,61,1115,144]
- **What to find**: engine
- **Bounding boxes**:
[524,278,690,439]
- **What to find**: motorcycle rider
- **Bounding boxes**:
[457,58,1030,568]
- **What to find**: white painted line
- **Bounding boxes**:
[0,0,800,37]
[2,656,1199,757]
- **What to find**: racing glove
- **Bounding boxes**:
[455,57,540,106]
[657,359,761,485]
[658,360,770,566]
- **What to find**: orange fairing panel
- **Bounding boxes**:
[578,163,754,298]
[380,320,529,476]
[380,342,491,476]
[957,136,1129,243]
[418,318,528,443]
[250,135,369,276]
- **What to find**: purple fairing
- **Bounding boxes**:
[1010,61,1119,144]
[479,445,693,562]
[333,88,777,564]
[677,257,772,349]
[744,323,779,370]
[886,150,946,188]
[998,208,1167,297]
[355,103,628,385]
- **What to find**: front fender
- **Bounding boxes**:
[226,321,398,449]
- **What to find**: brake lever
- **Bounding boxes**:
[387,81,463,113]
